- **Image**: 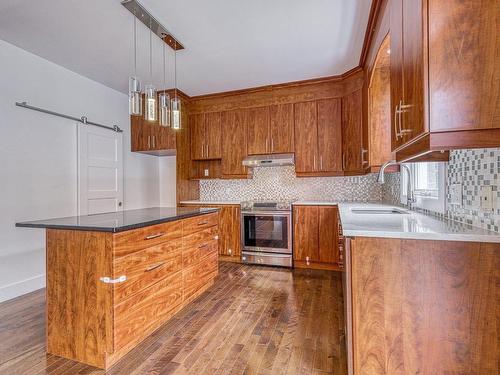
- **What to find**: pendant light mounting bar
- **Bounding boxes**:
[121,0,184,51]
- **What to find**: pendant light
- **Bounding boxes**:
[159,42,171,127]
[128,10,142,116]
[144,18,157,122]
[171,40,182,130]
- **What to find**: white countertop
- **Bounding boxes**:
[338,203,500,243]
[180,200,241,205]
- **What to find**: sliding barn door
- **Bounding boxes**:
[77,125,123,215]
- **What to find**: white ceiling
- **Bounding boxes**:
[0,0,372,96]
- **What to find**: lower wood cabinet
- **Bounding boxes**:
[347,237,499,374]
[179,204,241,260]
[293,205,341,270]
[45,212,219,369]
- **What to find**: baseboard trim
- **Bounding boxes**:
[0,274,45,303]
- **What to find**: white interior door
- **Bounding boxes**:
[78,124,123,215]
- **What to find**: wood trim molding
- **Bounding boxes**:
[188,66,364,101]
[359,0,385,67]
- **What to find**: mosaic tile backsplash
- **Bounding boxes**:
[383,148,500,233]
[200,166,383,202]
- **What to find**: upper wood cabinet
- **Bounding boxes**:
[294,101,318,173]
[269,103,294,154]
[221,110,248,178]
[247,104,294,155]
[130,112,176,156]
[342,90,367,174]
[294,99,343,176]
[317,98,343,173]
[368,35,395,171]
[246,106,270,155]
[189,112,222,160]
[293,205,340,270]
[390,0,500,162]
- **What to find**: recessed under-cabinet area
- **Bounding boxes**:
[3,0,500,374]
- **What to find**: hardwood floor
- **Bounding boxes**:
[0,262,346,375]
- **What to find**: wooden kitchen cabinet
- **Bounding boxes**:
[130,113,176,155]
[247,104,294,155]
[342,89,367,174]
[390,0,500,162]
[179,204,241,260]
[247,106,270,155]
[294,99,344,176]
[221,110,248,178]
[348,237,499,374]
[294,102,318,174]
[293,205,341,270]
[269,103,294,154]
[189,112,222,160]
[317,98,343,173]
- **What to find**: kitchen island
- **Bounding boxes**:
[16,207,220,369]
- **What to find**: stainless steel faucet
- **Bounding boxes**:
[378,160,416,208]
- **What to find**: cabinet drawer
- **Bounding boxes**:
[183,226,219,267]
[114,220,182,257]
[183,239,218,268]
[182,212,219,236]
[113,240,183,303]
[114,271,183,351]
[183,251,218,302]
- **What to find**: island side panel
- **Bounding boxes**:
[46,229,113,369]
[350,237,499,375]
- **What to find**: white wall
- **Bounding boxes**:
[0,40,176,302]
[159,156,177,207]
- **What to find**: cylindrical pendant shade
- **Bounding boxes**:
[171,97,181,130]
[144,84,157,121]
[159,92,171,127]
[128,76,142,116]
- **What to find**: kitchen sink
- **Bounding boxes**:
[350,207,408,215]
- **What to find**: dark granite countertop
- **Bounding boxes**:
[16,207,219,233]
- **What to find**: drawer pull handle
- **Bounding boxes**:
[197,221,209,226]
[100,275,127,284]
[145,263,165,272]
[144,232,165,240]
[199,243,209,249]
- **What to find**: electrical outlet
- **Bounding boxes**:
[204,169,209,177]
[480,186,494,210]
[450,183,463,205]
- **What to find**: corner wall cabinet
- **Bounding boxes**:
[390,0,499,162]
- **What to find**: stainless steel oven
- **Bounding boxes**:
[240,201,292,267]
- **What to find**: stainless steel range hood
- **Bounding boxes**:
[242,153,295,167]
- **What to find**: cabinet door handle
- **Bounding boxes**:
[152,135,156,149]
[206,144,209,158]
[145,262,165,272]
[320,156,323,171]
[199,243,209,249]
[100,275,127,284]
[271,138,274,153]
[313,155,316,171]
[394,104,400,140]
[266,138,269,153]
[144,232,165,240]
[399,102,413,136]
[148,135,151,149]
[361,148,368,166]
